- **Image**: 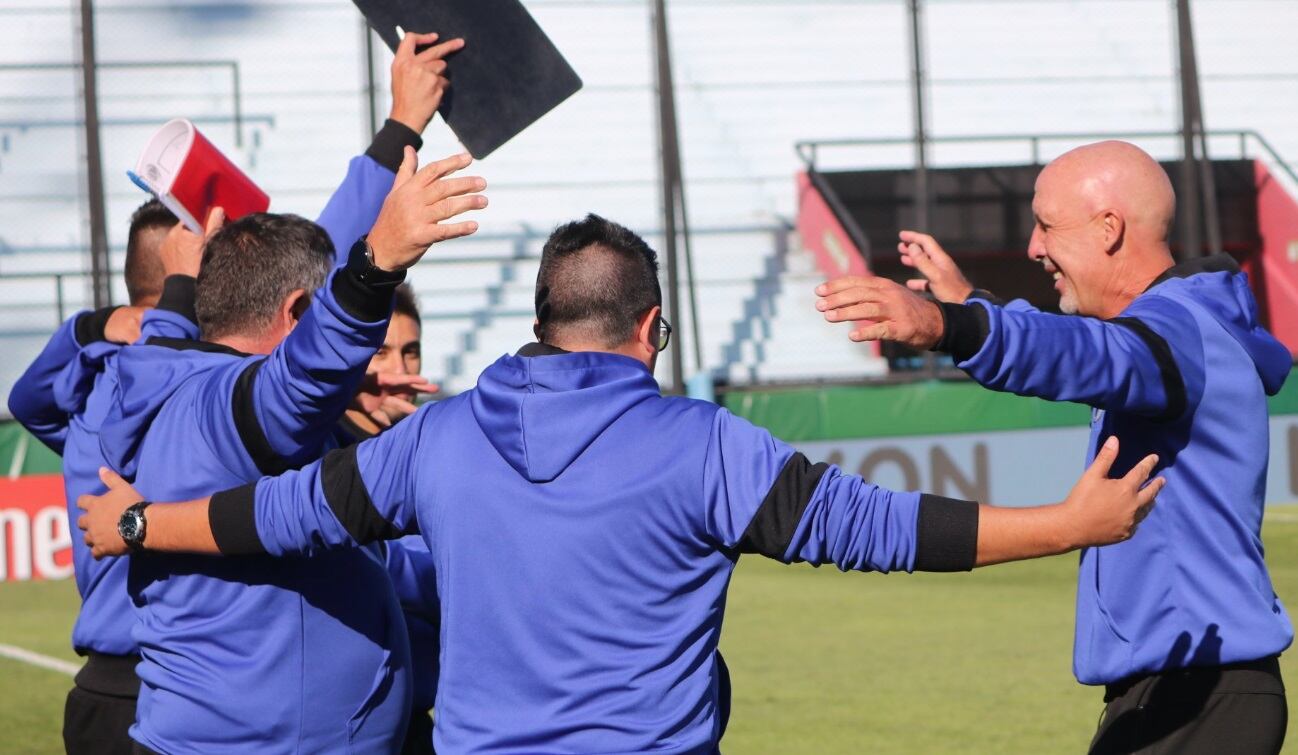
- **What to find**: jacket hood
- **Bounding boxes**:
[469,344,661,483]
[99,338,249,478]
[54,341,118,414]
[1150,254,1291,395]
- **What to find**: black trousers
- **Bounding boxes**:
[63,652,140,755]
[1089,656,1287,755]
[402,709,435,755]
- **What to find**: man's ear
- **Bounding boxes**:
[635,306,661,356]
[1102,210,1125,255]
[533,317,542,342]
[284,289,311,324]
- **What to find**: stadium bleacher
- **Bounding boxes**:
[2,0,1296,404]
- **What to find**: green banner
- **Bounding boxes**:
[725,369,1298,443]
[0,422,62,476]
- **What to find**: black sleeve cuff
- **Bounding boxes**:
[967,289,1006,307]
[365,119,423,173]
[209,484,268,556]
[155,275,198,325]
[913,494,979,572]
[933,302,990,362]
[74,306,121,346]
[332,239,406,322]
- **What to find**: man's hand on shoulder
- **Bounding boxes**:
[366,148,487,272]
[898,230,974,303]
[815,275,945,349]
[103,306,146,345]
[389,31,465,135]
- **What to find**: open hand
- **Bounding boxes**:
[76,468,143,559]
[389,31,465,134]
[897,230,974,303]
[366,148,487,271]
[351,372,439,428]
[815,275,944,349]
[1061,437,1163,548]
[159,207,224,279]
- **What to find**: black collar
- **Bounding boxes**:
[1146,253,1240,292]
[515,342,572,357]
[144,336,252,357]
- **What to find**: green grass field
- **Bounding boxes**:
[4,514,1298,754]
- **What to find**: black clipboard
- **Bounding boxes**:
[354,0,583,158]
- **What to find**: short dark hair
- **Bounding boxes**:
[535,214,661,347]
[125,199,178,305]
[393,283,421,328]
[195,213,334,340]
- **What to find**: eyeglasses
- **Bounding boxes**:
[655,316,672,352]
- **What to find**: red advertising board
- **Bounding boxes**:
[0,474,73,582]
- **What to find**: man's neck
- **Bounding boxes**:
[1098,243,1175,319]
[211,334,277,356]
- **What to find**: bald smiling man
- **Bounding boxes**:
[816,141,1292,754]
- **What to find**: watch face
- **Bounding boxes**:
[119,511,143,543]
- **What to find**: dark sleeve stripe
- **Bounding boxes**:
[231,359,291,477]
[914,494,979,572]
[156,275,198,325]
[967,289,1006,307]
[736,452,829,559]
[74,306,119,346]
[333,239,405,322]
[1108,317,1187,423]
[209,484,267,555]
[934,302,990,362]
[365,119,423,173]
[320,444,403,544]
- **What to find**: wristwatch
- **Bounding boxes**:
[118,501,153,551]
[350,238,405,285]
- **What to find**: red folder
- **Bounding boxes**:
[131,119,269,232]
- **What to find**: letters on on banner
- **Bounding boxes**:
[0,475,72,582]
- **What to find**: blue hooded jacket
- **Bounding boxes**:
[5,121,420,661]
[937,254,1293,685]
[98,249,415,754]
[205,344,985,754]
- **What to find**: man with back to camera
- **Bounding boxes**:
[81,213,1163,754]
[5,29,463,754]
[814,140,1291,754]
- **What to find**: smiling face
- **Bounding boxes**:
[1027,167,1109,315]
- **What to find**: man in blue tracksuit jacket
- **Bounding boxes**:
[815,140,1292,753]
[92,145,484,755]
[8,33,463,754]
[78,214,1163,754]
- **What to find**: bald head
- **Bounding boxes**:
[1038,140,1176,244]
[1027,141,1178,319]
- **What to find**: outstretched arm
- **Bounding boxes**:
[77,403,429,558]
[704,409,1161,574]
[816,276,1200,421]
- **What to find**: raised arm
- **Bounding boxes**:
[226,151,485,472]
[77,402,430,559]
[816,276,1202,421]
[316,31,464,262]
[703,409,1161,574]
